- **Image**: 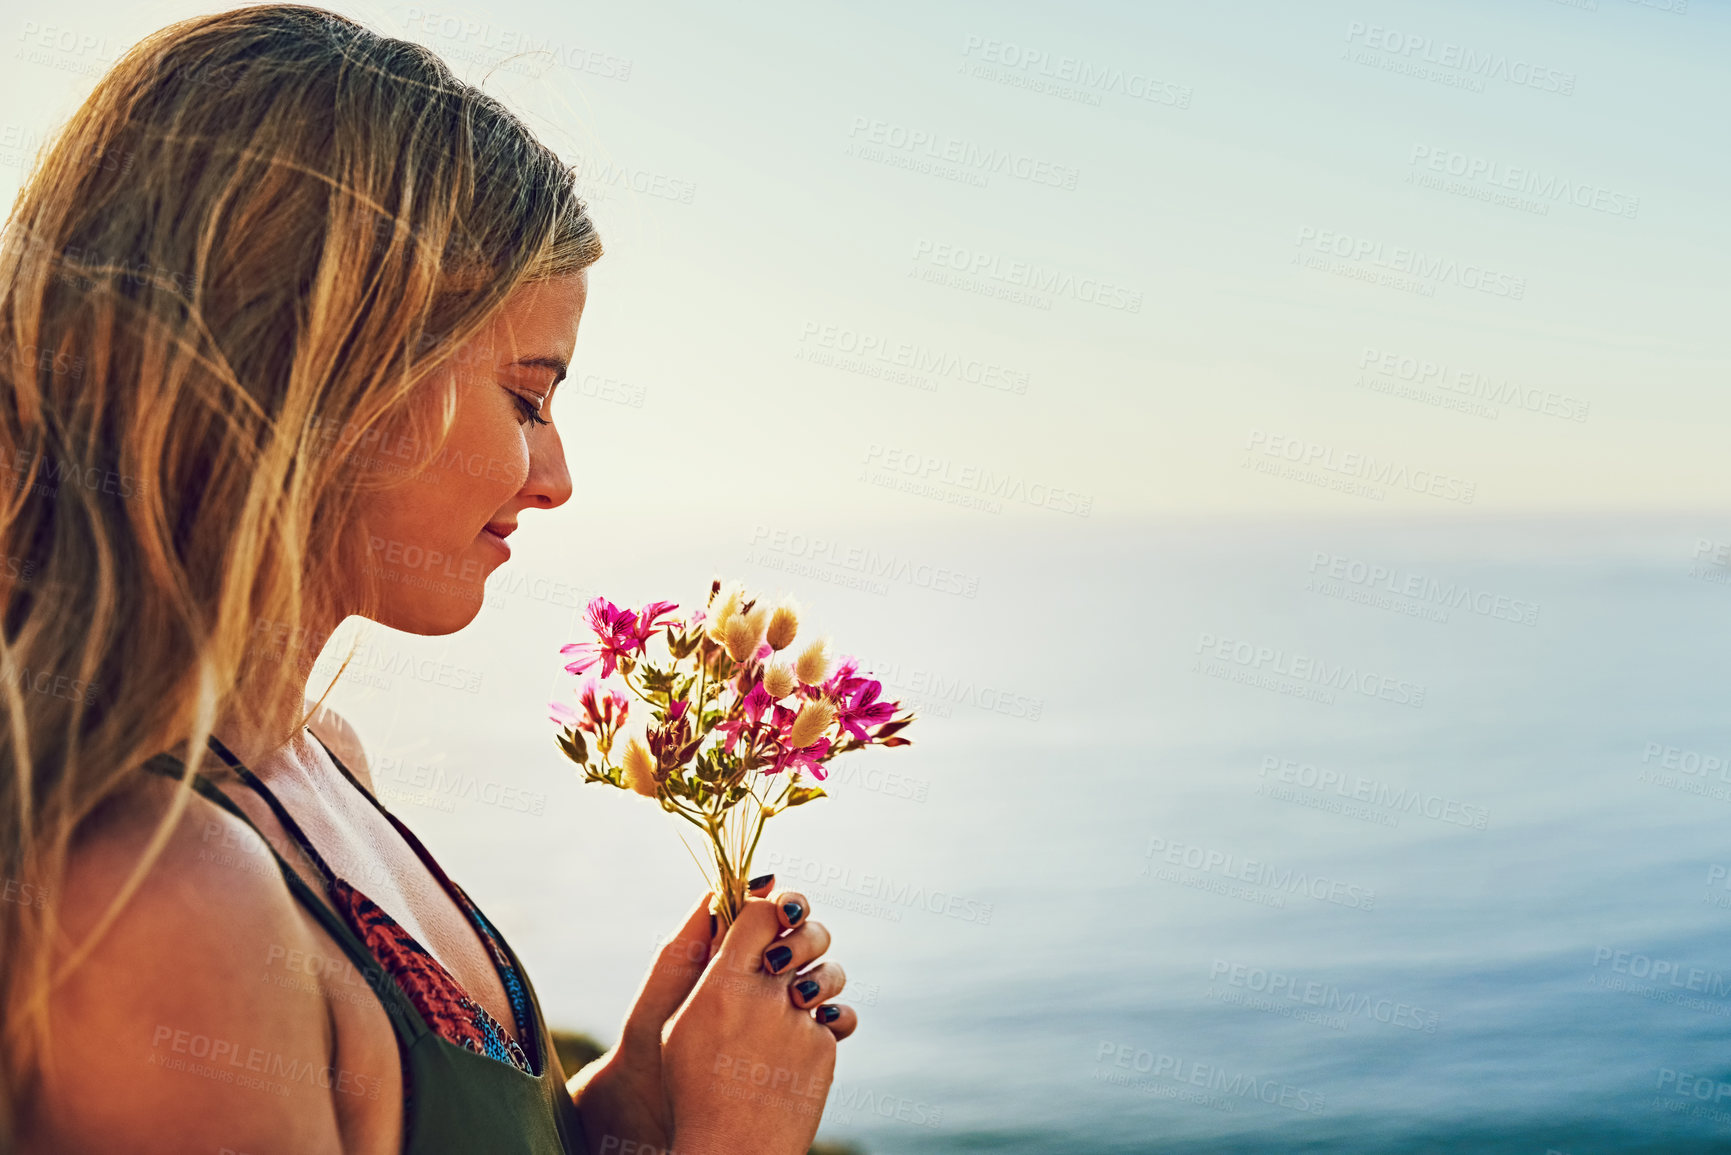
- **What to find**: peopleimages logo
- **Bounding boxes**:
[958,35,1194,109]
[798,321,1030,394]
[1407,145,1638,219]
[911,239,1143,312]
[1592,947,1731,997]
[1307,550,1540,627]
[1208,959,1442,1032]
[847,116,1080,189]
[1245,430,1477,505]
[1357,346,1589,422]
[862,442,1094,517]
[1144,835,1377,910]
[1194,630,1427,709]
[1295,227,1526,300]
[1343,21,1576,94]
[1257,755,1490,829]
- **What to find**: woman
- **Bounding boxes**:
[0,5,853,1152]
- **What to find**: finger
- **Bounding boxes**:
[619,892,715,1055]
[770,888,809,931]
[712,896,795,967]
[811,1002,858,1041]
[787,960,846,1011]
[761,919,831,977]
[707,875,779,954]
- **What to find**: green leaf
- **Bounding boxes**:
[784,784,827,808]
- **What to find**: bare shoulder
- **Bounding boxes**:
[305,699,374,793]
[20,773,347,1154]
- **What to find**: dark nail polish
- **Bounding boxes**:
[709,914,717,936]
[782,901,804,924]
[748,873,774,890]
[795,979,820,1002]
[764,945,793,973]
[817,1005,842,1024]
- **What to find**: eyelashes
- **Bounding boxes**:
[512,392,552,427]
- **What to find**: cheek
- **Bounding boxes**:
[433,406,529,520]
[367,391,528,548]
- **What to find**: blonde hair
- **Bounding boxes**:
[0,3,601,1134]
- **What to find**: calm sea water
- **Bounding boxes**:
[322,514,1731,1154]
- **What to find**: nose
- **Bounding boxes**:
[524,424,573,511]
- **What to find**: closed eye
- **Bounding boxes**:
[512,391,552,427]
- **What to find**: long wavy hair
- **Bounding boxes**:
[0,3,601,1135]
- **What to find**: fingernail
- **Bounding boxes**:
[795,979,820,1002]
[764,945,793,973]
[816,1005,842,1024]
[709,914,717,936]
[782,901,804,924]
[748,873,774,890]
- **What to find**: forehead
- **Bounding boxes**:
[486,271,587,351]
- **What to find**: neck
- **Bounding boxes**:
[207,607,347,774]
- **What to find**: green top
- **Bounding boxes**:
[142,739,588,1154]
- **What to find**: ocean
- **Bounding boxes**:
[319,513,1731,1154]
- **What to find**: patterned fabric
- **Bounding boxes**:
[450,880,535,1066]
[330,876,534,1075]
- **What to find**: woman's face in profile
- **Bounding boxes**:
[353,270,586,635]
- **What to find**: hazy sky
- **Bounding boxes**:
[4,0,1726,529]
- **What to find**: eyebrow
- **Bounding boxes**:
[511,356,569,386]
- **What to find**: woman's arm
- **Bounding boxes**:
[20,778,349,1154]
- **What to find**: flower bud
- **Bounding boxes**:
[794,637,833,685]
[724,603,769,663]
[705,580,745,643]
[763,662,797,700]
[787,698,835,750]
[621,737,658,797]
[767,600,800,651]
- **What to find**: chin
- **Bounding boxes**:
[372,585,488,636]
[359,535,500,635]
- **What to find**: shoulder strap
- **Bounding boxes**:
[139,746,428,1047]
[304,729,465,908]
[205,732,342,886]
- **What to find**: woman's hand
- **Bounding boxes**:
[570,877,856,1155]
[659,885,854,1154]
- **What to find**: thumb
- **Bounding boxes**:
[618,892,716,1054]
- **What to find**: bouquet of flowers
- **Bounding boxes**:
[549,579,915,928]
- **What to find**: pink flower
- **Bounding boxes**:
[561,597,680,678]
[638,600,680,635]
[770,735,832,778]
[832,678,897,743]
[549,700,580,727]
[818,655,861,698]
[716,683,770,753]
[740,683,771,724]
[760,699,836,778]
[576,674,629,735]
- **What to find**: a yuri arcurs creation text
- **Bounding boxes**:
[549,579,915,927]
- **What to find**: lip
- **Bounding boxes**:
[479,523,514,559]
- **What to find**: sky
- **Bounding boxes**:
[3,0,1727,535]
[6,7,1730,1148]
